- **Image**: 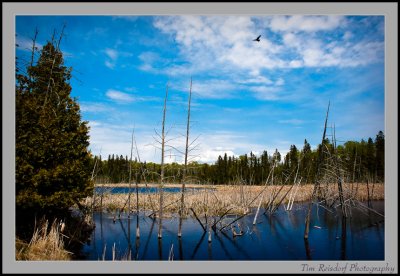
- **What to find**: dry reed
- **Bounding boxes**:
[83,183,384,217]
[16,219,72,261]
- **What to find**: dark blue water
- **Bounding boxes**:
[95,186,211,194]
[81,201,384,261]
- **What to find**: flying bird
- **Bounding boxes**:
[253,35,261,42]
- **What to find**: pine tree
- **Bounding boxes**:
[366,137,375,178]
[301,139,312,183]
[375,131,385,181]
[16,37,93,219]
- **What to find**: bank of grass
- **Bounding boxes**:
[16,219,72,261]
[87,182,384,217]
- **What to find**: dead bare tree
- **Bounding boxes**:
[304,101,330,240]
[158,84,169,239]
[131,127,141,238]
[42,24,66,113]
[128,129,134,219]
[90,147,102,213]
[29,28,39,71]
[333,124,347,217]
[178,77,193,238]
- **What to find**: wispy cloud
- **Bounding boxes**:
[105,48,118,60]
[278,119,304,125]
[249,86,281,101]
[104,48,134,69]
[106,89,135,103]
[269,15,345,32]
[16,35,43,52]
[153,15,384,74]
[80,102,114,113]
[104,48,118,69]
[105,88,160,104]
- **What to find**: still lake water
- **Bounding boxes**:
[80,200,384,261]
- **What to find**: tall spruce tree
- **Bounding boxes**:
[16,36,93,219]
[375,131,385,181]
[301,139,312,183]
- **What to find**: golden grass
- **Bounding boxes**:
[84,183,384,217]
[16,219,72,261]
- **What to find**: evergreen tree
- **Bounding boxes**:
[16,37,93,222]
[301,139,312,183]
[366,137,375,178]
[272,149,281,164]
[260,150,270,182]
[375,131,385,181]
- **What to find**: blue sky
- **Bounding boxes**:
[16,15,385,163]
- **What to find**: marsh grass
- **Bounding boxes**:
[83,183,383,217]
[16,219,72,261]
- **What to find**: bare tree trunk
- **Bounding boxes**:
[366,178,371,208]
[179,77,192,238]
[158,84,169,239]
[133,128,156,217]
[131,128,140,238]
[350,147,358,199]
[42,24,66,111]
[90,148,101,213]
[333,124,346,217]
[304,101,330,240]
[128,129,134,219]
[253,194,264,225]
[29,28,39,70]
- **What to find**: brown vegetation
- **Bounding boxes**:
[16,219,71,261]
[84,183,384,217]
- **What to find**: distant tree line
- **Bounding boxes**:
[91,131,385,185]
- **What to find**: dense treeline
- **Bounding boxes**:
[91,131,384,185]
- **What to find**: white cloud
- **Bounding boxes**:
[138,51,171,74]
[105,48,118,60]
[104,48,133,69]
[282,31,383,68]
[152,15,383,80]
[303,48,325,67]
[170,79,238,99]
[275,78,285,86]
[249,86,281,101]
[270,15,345,32]
[278,119,304,125]
[193,131,269,163]
[106,89,135,103]
[197,149,236,164]
[104,48,118,69]
[16,35,43,52]
[105,60,115,69]
[343,31,352,40]
[105,88,160,104]
[238,76,273,85]
[80,102,113,113]
[153,16,285,77]
[288,60,303,68]
[87,121,197,164]
[282,32,301,48]
[191,80,237,99]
